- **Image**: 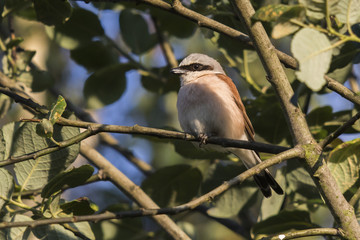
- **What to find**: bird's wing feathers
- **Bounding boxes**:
[216,74,255,141]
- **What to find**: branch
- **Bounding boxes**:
[320,111,360,148]
[260,228,343,240]
[152,16,178,68]
[0,146,303,230]
[49,87,154,176]
[230,0,360,239]
[79,143,191,240]
[0,128,93,167]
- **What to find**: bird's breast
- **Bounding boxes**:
[177,76,245,139]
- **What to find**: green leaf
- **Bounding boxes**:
[142,164,202,207]
[336,0,360,25]
[33,0,71,26]
[29,68,55,92]
[140,66,180,94]
[67,221,95,240]
[36,118,54,138]
[291,28,332,91]
[60,197,98,215]
[245,94,290,144]
[33,224,86,240]
[84,64,130,109]
[329,41,360,72]
[252,4,303,22]
[4,0,36,20]
[150,8,196,39]
[202,162,258,218]
[252,210,315,236]
[258,168,286,220]
[271,6,305,39]
[0,168,14,210]
[70,41,118,72]
[298,0,337,21]
[42,165,94,198]
[48,95,67,125]
[47,8,104,50]
[93,217,145,240]
[13,121,80,190]
[119,9,157,54]
[306,106,333,140]
[1,122,23,160]
[0,94,12,120]
[5,37,24,49]
[328,138,360,193]
[306,106,333,126]
[285,160,319,198]
[4,215,32,240]
[208,186,258,218]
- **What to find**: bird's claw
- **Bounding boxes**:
[198,134,208,147]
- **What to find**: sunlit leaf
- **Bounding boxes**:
[4,215,32,240]
[0,168,14,210]
[48,95,67,125]
[336,0,360,25]
[291,28,332,91]
[328,138,360,193]
[13,121,80,190]
[253,4,303,22]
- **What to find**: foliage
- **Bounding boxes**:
[0,0,359,239]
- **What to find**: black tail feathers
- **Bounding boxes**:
[253,169,284,198]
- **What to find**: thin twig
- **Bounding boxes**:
[152,16,178,68]
[320,111,360,148]
[259,228,343,240]
[349,187,360,207]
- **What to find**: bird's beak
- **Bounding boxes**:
[170,67,185,75]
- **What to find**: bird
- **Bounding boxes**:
[171,53,283,198]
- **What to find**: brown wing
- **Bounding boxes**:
[216,74,255,141]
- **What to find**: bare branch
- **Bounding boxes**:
[260,228,343,240]
[79,143,191,240]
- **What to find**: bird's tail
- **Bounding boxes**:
[230,148,284,198]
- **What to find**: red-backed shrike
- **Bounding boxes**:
[171,53,283,198]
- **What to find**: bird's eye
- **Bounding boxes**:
[192,64,201,71]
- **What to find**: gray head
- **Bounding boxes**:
[171,53,225,75]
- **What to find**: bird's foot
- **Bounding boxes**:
[198,133,208,147]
